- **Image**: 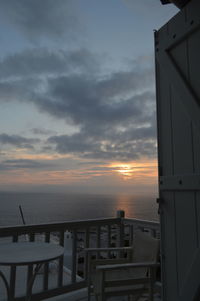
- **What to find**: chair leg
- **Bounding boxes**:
[99,270,106,301]
[88,285,91,301]
[99,294,105,301]
[149,285,154,301]
[149,267,155,301]
[95,294,100,301]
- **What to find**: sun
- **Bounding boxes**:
[112,163,133,179]
[108,160,158,183]
[117,165,131,174]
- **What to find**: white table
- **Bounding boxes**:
[0,242,64,301]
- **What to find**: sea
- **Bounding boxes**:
[0,192,159,227]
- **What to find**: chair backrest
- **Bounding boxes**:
[132,230,159,263]
[91,230,160,297]
[127,230,159,279]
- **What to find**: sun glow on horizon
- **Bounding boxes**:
[110,160,158,180]
[116,164,133,178]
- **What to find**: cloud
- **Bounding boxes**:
[0,0,78,42]
[0,159,49,170]
[96,68,154,98]
[47,124,157,161]
[31,71,155,127]
[31,128,56,136]
[0,78,40,103]
[0,45,156,161]
[0,48,99,79]
[0,134,40,149]
[42,68,156,160]
[79,161,107,166]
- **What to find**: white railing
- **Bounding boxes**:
[0,211,159,301]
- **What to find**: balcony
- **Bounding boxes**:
[0,211,160,301]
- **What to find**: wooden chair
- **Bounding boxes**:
[85,230,160,301]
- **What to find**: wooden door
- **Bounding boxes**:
[155,0,200,300]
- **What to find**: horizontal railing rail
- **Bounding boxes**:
[124,217,160,239]
[124,218,159,229]
[0,218,160,243]
[0,217,122,237]
[0,212,160,301]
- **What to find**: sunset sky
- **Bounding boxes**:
[0,0,178,195]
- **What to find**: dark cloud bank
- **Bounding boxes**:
[0,0,78,42]
[0,134,40,149]
[0,0,157,162]
[0,49,156,160]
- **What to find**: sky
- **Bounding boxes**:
[0,0,178,195]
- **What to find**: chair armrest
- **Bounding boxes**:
[84,246,133,253]
[96,261,160,271]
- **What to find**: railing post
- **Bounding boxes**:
[71,230,77,284]
[58,230,65,287]
[116,211,125,249]
[116,210,125,218]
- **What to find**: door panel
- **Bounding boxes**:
[171,88,194,174]
[155,0,200,299]
[160,192,178,301]
[175,191,197,291]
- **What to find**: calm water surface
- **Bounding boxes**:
[0,192,159,226]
